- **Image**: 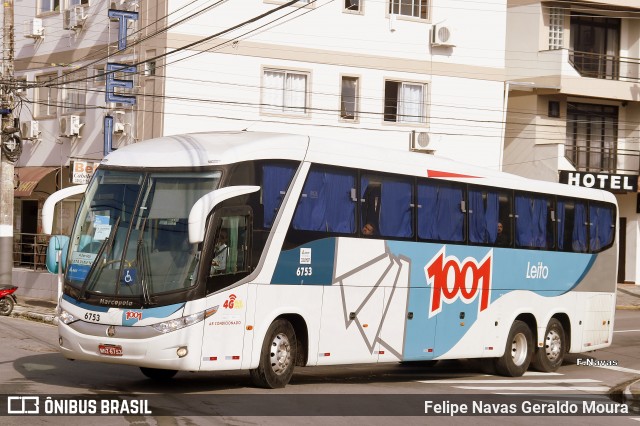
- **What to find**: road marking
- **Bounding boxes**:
[456,386,610,392]
[614,329,640,333]
[418,378,601,384]
[592,364,640,375]
[523,371,562,376]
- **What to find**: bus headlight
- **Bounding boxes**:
[59,309,77,325]
[151,308,217,334]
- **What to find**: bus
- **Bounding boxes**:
[43,131,618,388]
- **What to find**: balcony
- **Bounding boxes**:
[569,50,640,83]
[564,145,640,175]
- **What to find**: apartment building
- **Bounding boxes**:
[11,0,509,278]
[503,0,640,283]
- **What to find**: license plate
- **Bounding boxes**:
[98,344,123,356]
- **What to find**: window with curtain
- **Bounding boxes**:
[62,70,87,114]
[340,76,359,120]
[468,188,500,245]
[515,193,552,249]
[263,69,309,115]
[589,203,614,252]
[417,181,465,242]
[262,164,297,228]
[360,175,413,238]
[36,73,58,117]
[384,80,426,123]
[292,168,356,233]
[557,199,587,253]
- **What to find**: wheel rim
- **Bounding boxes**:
[0,299,10,315]
[511,332,528,366]
[269,332,291,376]
[544,329,562,362]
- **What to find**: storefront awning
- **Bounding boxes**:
[14,167,57,197]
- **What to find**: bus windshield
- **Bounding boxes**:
[66,169,221,300]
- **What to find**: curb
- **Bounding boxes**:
[11,309,58,325]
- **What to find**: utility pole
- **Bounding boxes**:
[0,0,18,288]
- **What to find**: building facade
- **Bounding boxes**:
[15,1,640,291]
[504,0,640,283]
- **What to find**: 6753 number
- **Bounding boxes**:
[296,267,312,277]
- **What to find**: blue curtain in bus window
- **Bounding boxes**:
[437,185,464,241]
[293,171,355,232]
[324,172,355,232]
[361,177,379,233]
[515,195,547,248]
[557,201,565,250]
[262,165,296,228]
[468,190,499,244]
[572,202,587,252]
[590,205,613,251]
[379,180,412,238]
[417,184,438,239]
[293,171,326,231]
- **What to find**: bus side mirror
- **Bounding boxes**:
[46,235,69,274]
[42,185,88,235]
[188,186,260,244]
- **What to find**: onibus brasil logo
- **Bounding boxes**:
[425,248,493,318]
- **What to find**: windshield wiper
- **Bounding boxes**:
[136,218,155,306]
[79,216,121,301]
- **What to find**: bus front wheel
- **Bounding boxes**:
[494,320,533,377]
[140,367,178,380]
[531,318,565,372]
[250,319,297,389]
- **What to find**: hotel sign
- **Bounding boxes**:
[559,171,638,192]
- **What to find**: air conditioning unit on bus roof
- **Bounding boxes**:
[410,131,434,154]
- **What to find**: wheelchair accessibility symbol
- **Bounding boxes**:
[121,268,137,286]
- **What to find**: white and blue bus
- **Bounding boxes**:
[43,131,617,388]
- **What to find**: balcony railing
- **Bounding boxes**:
[13,233,50,271]
[569,50,640,82]
[565,145,640,174]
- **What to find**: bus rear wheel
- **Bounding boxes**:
[531,318,565,372]
[250,319,297,389]
[139,367,178,380]
[494,320,533,377]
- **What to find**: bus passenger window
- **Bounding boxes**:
[292,168,356,233]
[557,199,587,253]
[417,182,465,242]
[514,194,549,249]
[262,164,297,228]
[589,203,615,252]
[378,178,413,238]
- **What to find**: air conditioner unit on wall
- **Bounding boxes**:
[60,115,81,137]
[431,24,455,47]
[63,6,87,30]
[21,121,40,139]
[24,18,44,39]
[410,131,434,154]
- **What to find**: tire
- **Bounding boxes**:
[0,297,14,316]
[250,319,297,389]
[531,318,565,372]
[494,320,533,377]
[139,367,178,380]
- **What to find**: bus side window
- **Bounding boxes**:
[557,199,588,253]
[514,193,549,249]
[589,203,615,252]
[262,164,296,229]
[417,181,465,242]
[378,178,413,238]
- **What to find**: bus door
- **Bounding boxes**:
[199,206,253,370]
